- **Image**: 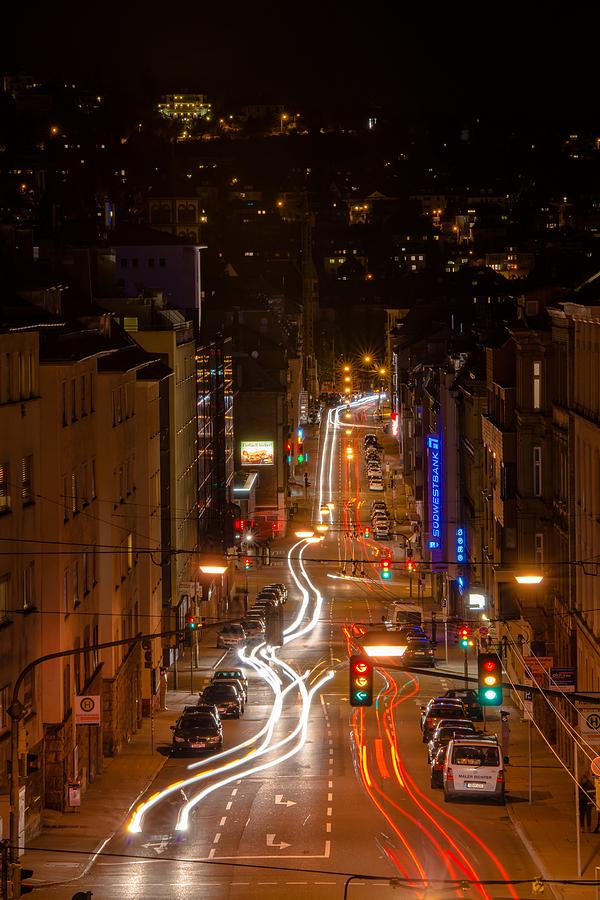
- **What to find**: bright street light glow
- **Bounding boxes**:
[515,574,543,585]
[363,645,407,657]
[295,530,314,538]
[198,564,228,574]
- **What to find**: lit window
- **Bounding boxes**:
[533,360,541,409]
[0,575,10,620]
[0,464,10,513]
[21,455,33,504]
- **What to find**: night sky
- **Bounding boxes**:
[6,2,600,123]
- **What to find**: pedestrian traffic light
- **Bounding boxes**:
[349,655,373,707]
[244,557,252,571]
[459,625,471,649]
[297,440,305,464]
[286,441,293,464]
[186,615,198,631]
[478,652,503,706]
[380,558,392,581]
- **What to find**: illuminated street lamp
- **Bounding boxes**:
[515,574,544,585]
[198,554,229,575]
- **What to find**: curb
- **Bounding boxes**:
[506,800,564,900]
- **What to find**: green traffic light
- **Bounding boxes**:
[460,639,469,648]
[484,688,499,701]
[381,571,392,581]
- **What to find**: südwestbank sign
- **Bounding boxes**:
[427,434,441,550]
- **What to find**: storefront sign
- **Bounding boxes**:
[549,667,576,692]
[427,435,441,550]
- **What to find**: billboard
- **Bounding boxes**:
[241,440,274,466]
[426,435,441,550]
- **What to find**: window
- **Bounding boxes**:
[71,470,79,514]
[132,258,139,269]
[535,533,544,566]
[61,380,68,426]
[0,685,9,731]
[533,361,541,410]
[533,446,542,497]
[73,560,80,606]
[23,562,34,608]
[71,378,77,422]
[159,258,166,268]
[89,373,95,412]
[148,258,155,268]
[63,663,71,716]
[0,464,10,513]
[127,533,134,571]
[63,567,70,615]
[83,551,90,594]
[0,575,9,620]
[80,374,87,415]
[120,258,128,268]
[21,455,33,504]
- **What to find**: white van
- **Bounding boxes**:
[443,737,505,804]
[383,603,424,630]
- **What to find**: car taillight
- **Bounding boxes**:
[446,766,453,781]
[497,770,504,783]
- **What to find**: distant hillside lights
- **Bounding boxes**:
[158,94,212,123]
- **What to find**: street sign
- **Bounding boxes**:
[591,756,600,777]
[75,695,101,726]
[549,667,576,693]
[523,656,553,685]
[577,704,600,744]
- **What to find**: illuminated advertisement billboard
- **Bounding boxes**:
[427,435,441,550]
[241,440,274,466]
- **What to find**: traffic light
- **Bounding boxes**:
[349,655,374,707]
[297,440,305,464]
[458,625,471,649]
[380,558,392,581]
[478,652,503,706]
[10,863,35,895]
[244,557,252,571]
[286,441,293,464]
[364,525,371,539]
[405,547,414,573]
[186,614,198,631]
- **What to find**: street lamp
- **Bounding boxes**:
[280,112,288,134]
[198,554,229,575]
[515,574,544,585]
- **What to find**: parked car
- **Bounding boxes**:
[440,688,483,721]
[443,737,505,804]
[420,697,465,731]
[256,589,281,605]
[241,618,265,637]
[369,479,384,492]
[171,712,223,754]
[371,501,388,514]
[201,683,243,718]
[263,583,287,603]
[217,623,246,649]
[211,668,248,700]
[422,703,469,742]
[427,722,477,763]
[192,702,221,726]
[430,745,448,788]
[210,678,245,711]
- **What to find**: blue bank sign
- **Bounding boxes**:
[427,435,441,550]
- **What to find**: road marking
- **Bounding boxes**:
[327,807,332,816]
[208,848,215,859]
[231,788,238,796]
[213,833,221,844]
[275,794,296,807]
[326,822,332,832]
[226,801,232,810]
[328,780,333,788]
[327,792,333,801]
[219,817,227,826]
[267,833,291,850]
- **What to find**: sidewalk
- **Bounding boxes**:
[21,643,226,890]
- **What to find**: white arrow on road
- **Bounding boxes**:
[275,794,296,807]
[267,833,291,850]
[141,837,169,855]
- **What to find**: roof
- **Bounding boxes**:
[108,224,202,248]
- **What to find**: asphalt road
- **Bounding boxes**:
[40,399,541,900]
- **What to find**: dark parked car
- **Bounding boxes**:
[201,683,243,718]
[211,668,249,700]
[440,688,483,721]
[170,712,223,754]
[427,722,477,763]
